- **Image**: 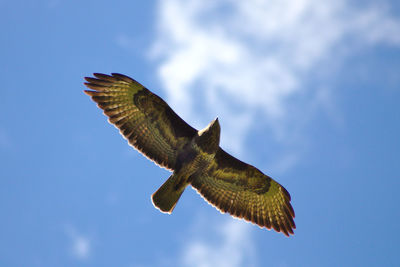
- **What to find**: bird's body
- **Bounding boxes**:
[152,118,220,213]
[84,73,295,236]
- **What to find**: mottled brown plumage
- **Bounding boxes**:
[84,73,295,236]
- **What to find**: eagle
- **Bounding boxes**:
[84,73,295,236]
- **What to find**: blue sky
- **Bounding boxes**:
[1,0,400,266]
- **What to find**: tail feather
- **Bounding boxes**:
[152,173,187,213]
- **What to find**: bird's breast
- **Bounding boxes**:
[175,142,215,179]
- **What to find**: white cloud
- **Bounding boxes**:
[150,2,400,264]
[181,218,256,267]
[151,0,400,157]
[65,225,91,260]
[350,3,400,45]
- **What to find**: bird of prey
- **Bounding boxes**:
[84,73,295,236]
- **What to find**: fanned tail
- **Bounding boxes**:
[152,173,187,213]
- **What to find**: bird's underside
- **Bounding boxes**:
[84,73,296,236]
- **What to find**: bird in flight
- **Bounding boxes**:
[84,73,295,236]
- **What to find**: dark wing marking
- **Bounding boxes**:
[84,73,197,170]
[191,148,295,236]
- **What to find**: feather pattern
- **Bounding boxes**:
[190,148,295,236]
[84,73,295,236]
[84,73,197,170]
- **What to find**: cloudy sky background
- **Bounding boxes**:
[1,0,399,266]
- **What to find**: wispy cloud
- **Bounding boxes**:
[151,0,400,158]
[181,218,256,267]
[65,225,91,260]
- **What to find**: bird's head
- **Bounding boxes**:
[196,117,221,154]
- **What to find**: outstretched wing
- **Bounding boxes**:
[190,148,295,236]
[84,73,197,170]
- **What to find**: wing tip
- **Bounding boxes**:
[190,185,296,237]
[93,73,113,80]
[83,89,95,96]
[83,82,107,91]
[111,73,137,83]
[84,73,138,86]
